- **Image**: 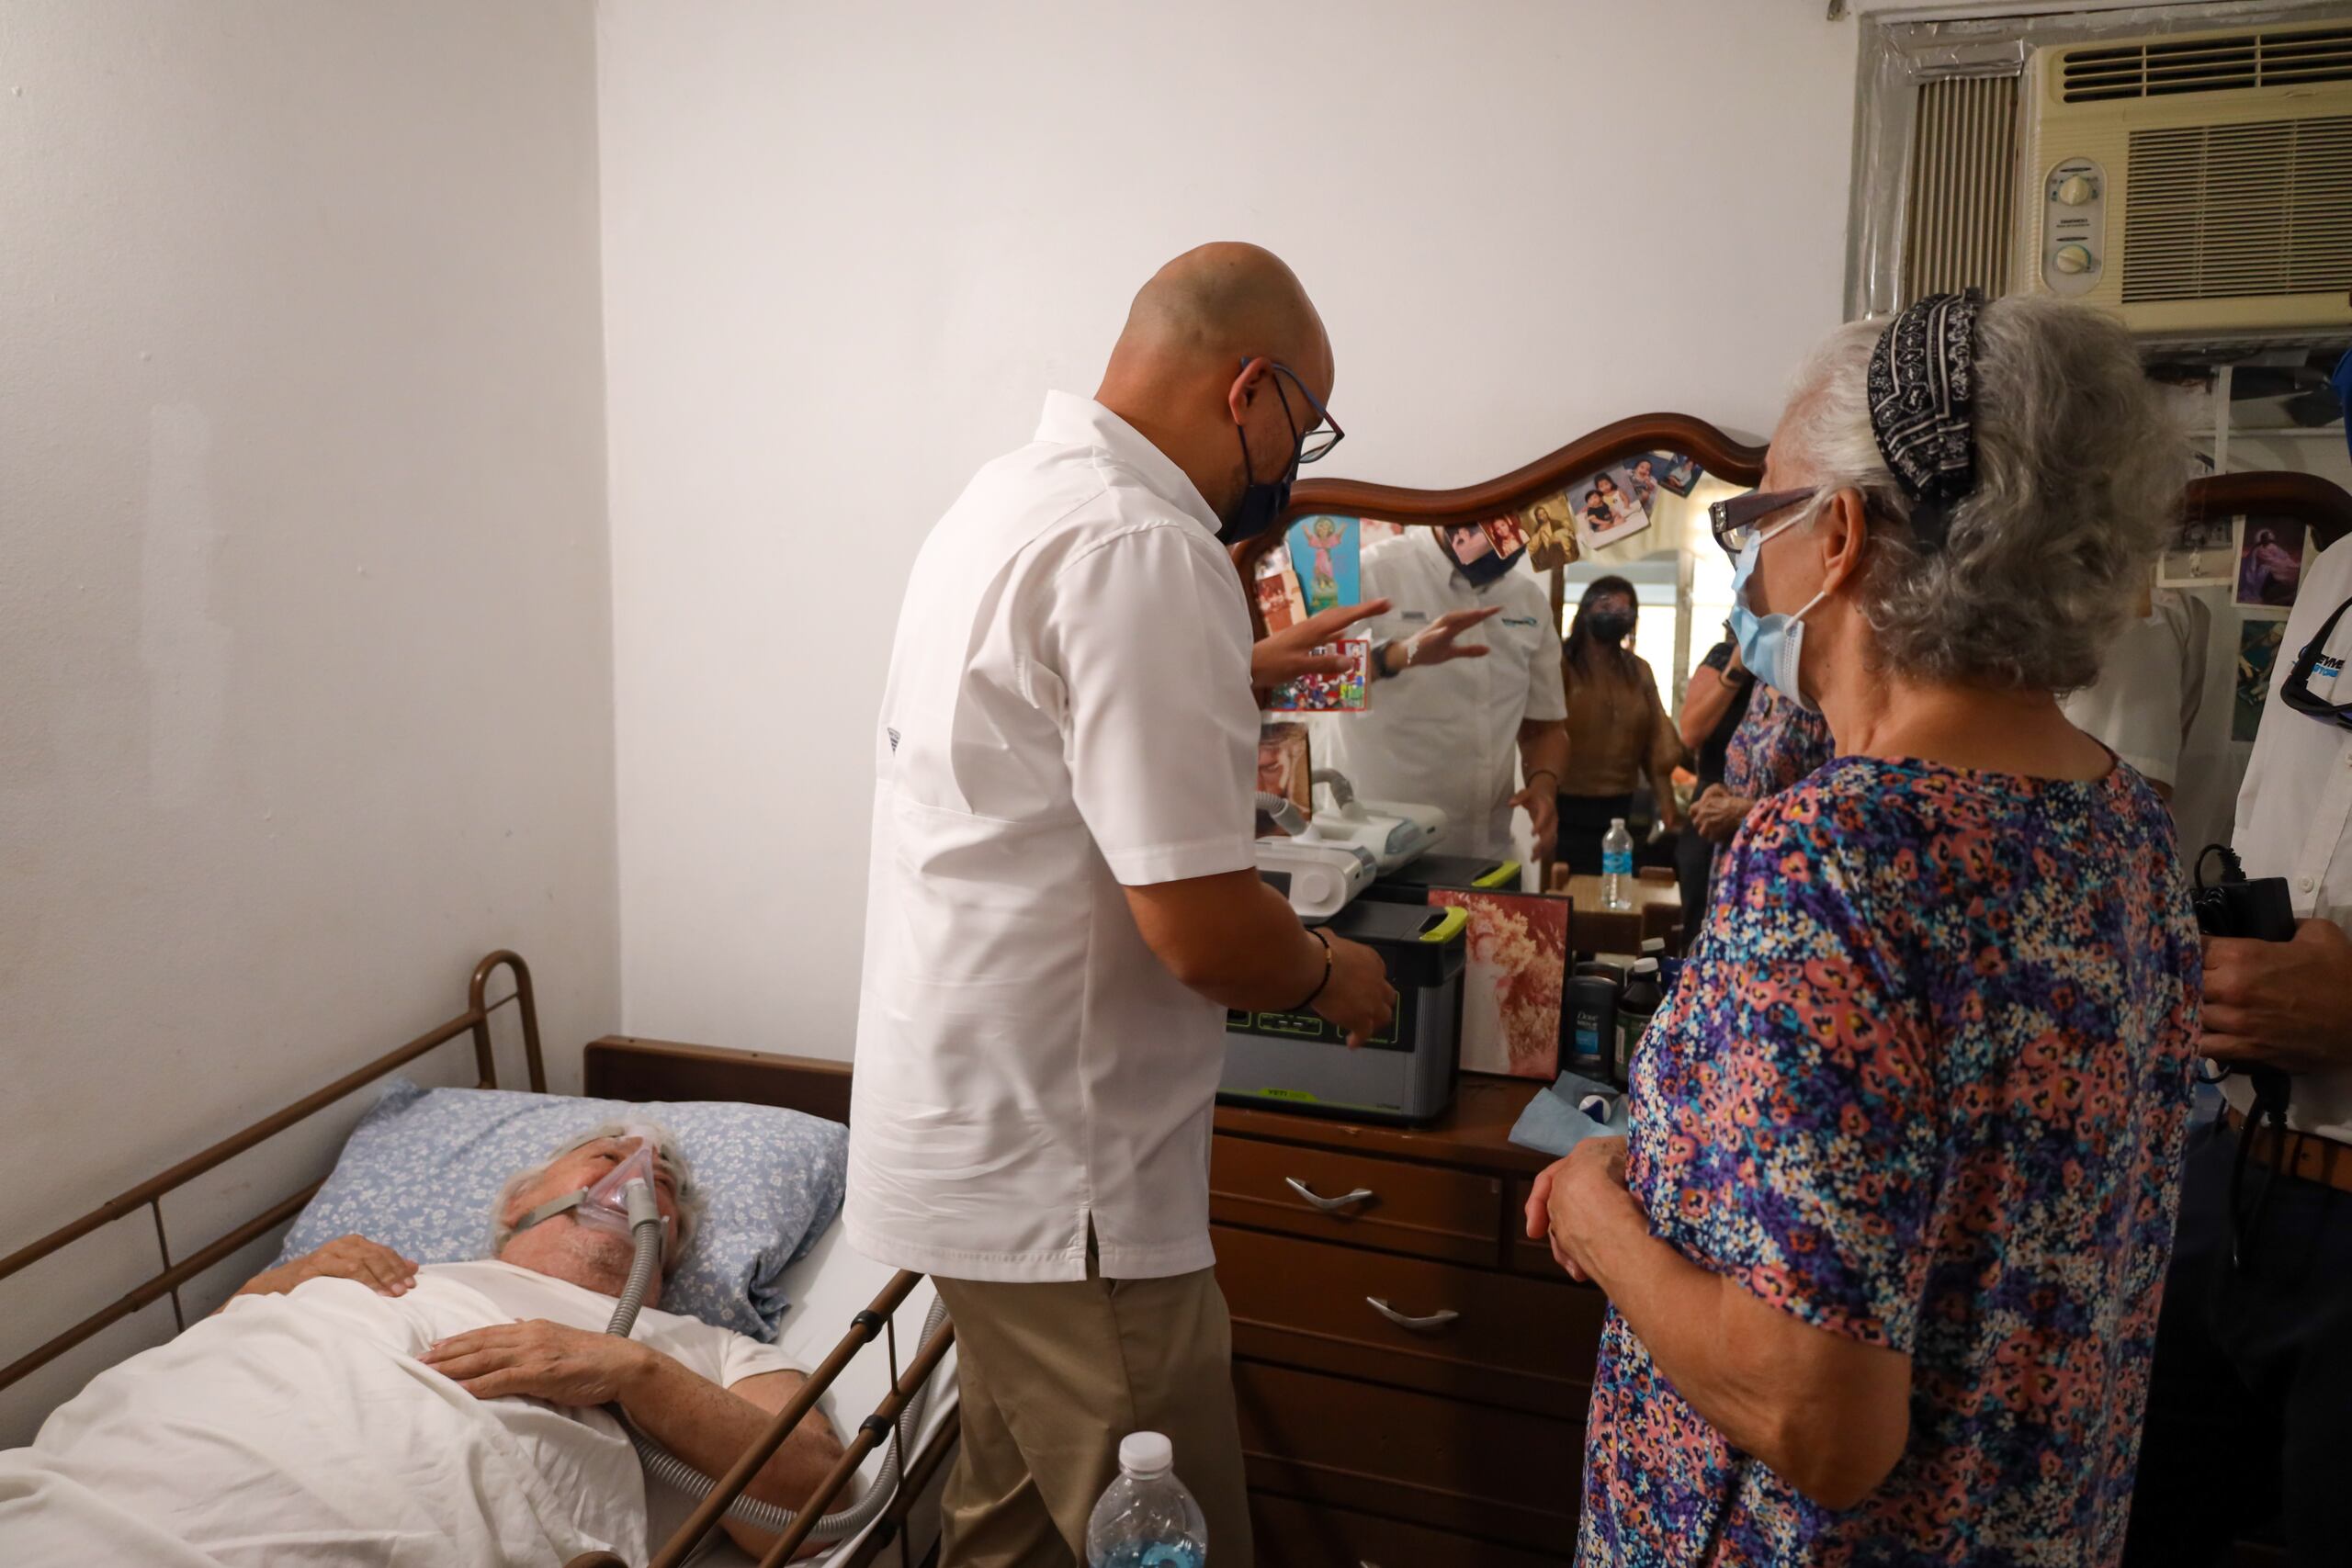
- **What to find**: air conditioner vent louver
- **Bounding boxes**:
[2121,115,2352,303]
[1900,73,2019,303]
[2062,28,2352,102]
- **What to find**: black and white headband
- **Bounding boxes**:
[1865,289,1984,550]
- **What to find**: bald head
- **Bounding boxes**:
[1095,243,1335,531]
[1106,243,1331,391]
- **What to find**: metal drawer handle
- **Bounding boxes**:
[1283,1176,1374,1213]
[1367,1296,1460,1332]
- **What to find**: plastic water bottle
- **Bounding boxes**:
[1086,1432,1207,1568]
[1601,818,1634,911]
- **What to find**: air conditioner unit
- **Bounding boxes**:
[2016,20,2352,344]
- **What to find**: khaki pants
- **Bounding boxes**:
[933,1258,1251,1568]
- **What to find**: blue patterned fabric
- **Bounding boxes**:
[279,1077,848,1341]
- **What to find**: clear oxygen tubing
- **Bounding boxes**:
[602,1179,947,1544]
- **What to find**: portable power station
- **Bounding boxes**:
[1218,898,1467,1125]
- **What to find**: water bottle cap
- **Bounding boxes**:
[1609,818,1626,829]
[1119,1431,1174,1477]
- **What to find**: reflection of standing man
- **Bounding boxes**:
[852,243,1396,1568]
[1310,525,1568,863]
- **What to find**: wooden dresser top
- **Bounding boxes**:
[1215,1073,1556,1179]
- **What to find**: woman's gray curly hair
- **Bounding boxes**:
[1774,295,2188,692]
[487,1120,707,1268]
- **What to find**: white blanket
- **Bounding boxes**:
[0,1263,800,1566]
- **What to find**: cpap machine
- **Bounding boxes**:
[1253,770,1448,920]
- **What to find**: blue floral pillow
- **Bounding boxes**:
[279,1077,847,1341]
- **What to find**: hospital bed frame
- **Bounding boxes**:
[0,951,956,1568]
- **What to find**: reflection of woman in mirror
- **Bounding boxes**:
[1553,575,1685,875]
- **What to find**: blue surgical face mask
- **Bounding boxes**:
[1727,511,1830,712]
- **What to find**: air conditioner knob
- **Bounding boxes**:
[2053,243,2096,276]
[2055,174,2097,206]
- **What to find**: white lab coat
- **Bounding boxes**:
[2228,536,2352,1140]
[846,393,1260,1284]
[1309,532,1567,860]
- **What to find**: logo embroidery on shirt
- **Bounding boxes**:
[887,728,901,753]
[1501,615,1541,627]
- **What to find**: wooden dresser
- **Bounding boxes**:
[1210,1075,1600,1565]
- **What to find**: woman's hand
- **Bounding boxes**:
[1250,599,1392,688]
[1523,1137,1639,1283]
[232,1235,417,1302]
[420,1319,656,1405]
[1690,786,1752,844]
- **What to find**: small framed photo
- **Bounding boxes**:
[1575,466,1652,551]
[2235,620,2286,741]
[1254,562,1306,634]
[1285,514,1363,615]
[2234,516,2309,613]
[1256,720,1313,835]
[1514,490,1580,571]
[2157,513,2237,589]
[1267,639,1372,715]
[1657,453,1703,497]
[1480,513,1530,558]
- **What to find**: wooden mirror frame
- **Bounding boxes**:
[1228,406,2352,631]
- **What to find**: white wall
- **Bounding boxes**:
[0,1,615,1440]
[597,0,1862,1055]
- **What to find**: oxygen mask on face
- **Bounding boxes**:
[577,1131,669,1239]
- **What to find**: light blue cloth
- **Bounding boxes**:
[278,1076,847,1340]
[1508,1069,1630,1157]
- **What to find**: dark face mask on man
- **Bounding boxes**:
[1217,361,1343,544]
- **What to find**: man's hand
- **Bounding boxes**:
[1690,785,1751,844]
[2200,919,2352,1073]
[420,1318,655,1406]
[1397,605,1504,671]
[1510,783,1559,859]
[1523,1138,1638,1284]
[1251,599,1392,688]
[232,1234,417,1302]
[1314,931,1396,1048]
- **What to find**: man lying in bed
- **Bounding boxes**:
[0,1123,842,1566]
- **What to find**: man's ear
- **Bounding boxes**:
[1816,489,1873,594]
[1227,355,1272,425]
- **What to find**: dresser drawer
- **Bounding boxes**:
[1235,1359,1579,1552]
[1509,1177,1568,1279]
[1249,1490,1563,1568]
[1211,1134,1502,1264]
[1216,1224,1601,1418]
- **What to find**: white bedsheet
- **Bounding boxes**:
[0,1227,956,1567]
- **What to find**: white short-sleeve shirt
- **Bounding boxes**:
[845,393,1259,1283]
[2229,536,2352,1141]
[2059,589,2209,789]
[1309,532,1567,859]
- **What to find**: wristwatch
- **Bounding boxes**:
[1371,639,1401,681]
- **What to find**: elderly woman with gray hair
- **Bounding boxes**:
[1528,295,2202,1567]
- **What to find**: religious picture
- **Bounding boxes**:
[1480,513,1530,560]
[1575,465,1652,551]
[2158,513,2238,589]
[2235,620,2285,742]
[1514,489,1579,571]
[1256,720,1313,836]
[1285,513,1361,615]
[2235,517,2308,612]
[1254,560,1306,634]
[1267,639,1371,715]
[1657,453,1703,497]
[1428,888,1568,1080]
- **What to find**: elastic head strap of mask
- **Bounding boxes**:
[512,1189,586,1236]
[1865,290,1983,552]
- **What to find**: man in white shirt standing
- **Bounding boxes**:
[2059,584,2209,807]
[848,243,1394,1568]
[2126,522,2352,1568]
[1310,525,1569,863]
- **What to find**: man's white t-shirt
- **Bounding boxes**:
[2230,536,2352,1141]
[1310,532,1567,859]
[847,392,1259,1285]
